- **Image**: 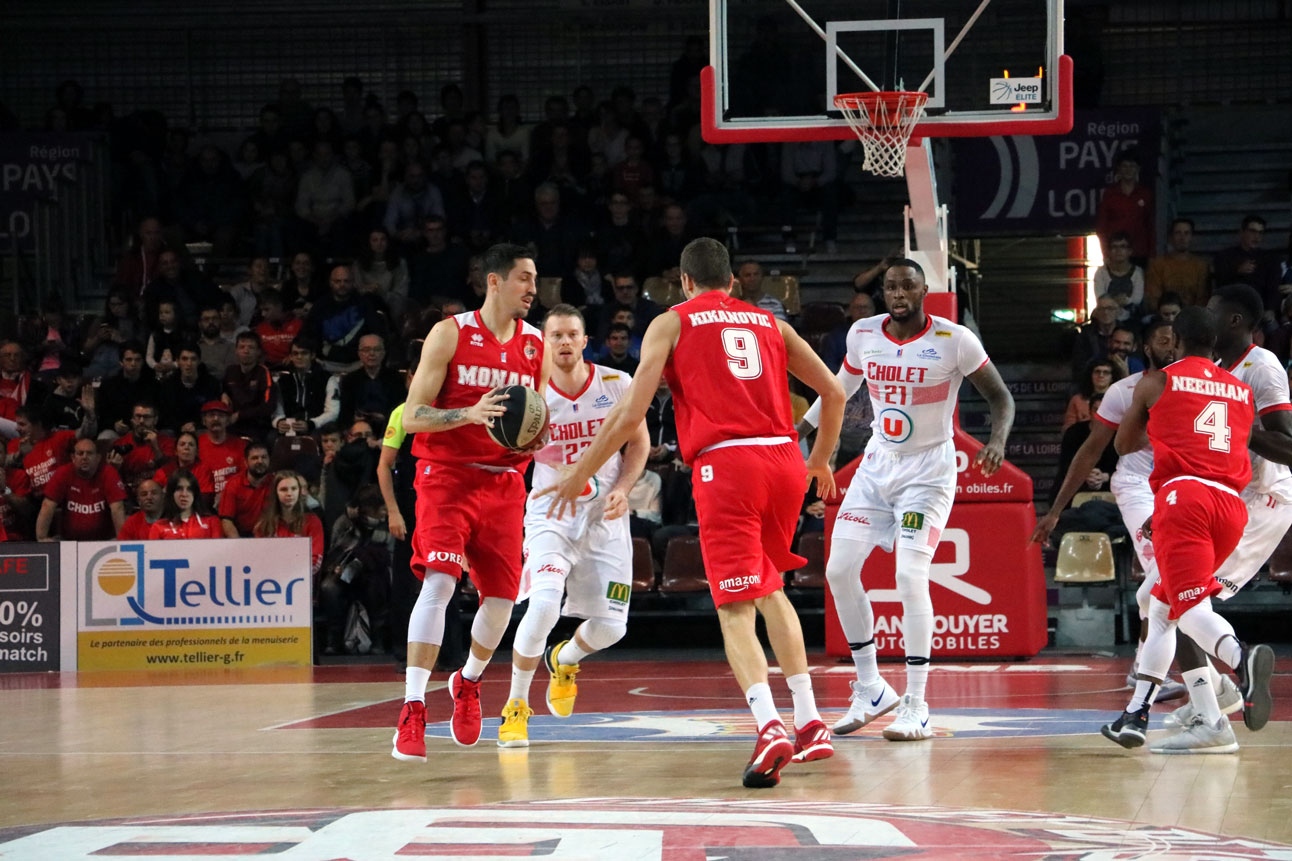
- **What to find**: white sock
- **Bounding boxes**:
[745,682,780,730]
[462,651,489,682]
[786,673,822,729]
[851,640,880,686]
[405,666,431,703]
[1129,679,1158,712]
[509,665,535,702]
[1182,666,1222,724]
[557,639,589,666]
[1208,660,1224,689]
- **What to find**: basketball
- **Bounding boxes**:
[486,385,549,451]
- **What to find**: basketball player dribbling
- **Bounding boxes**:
[392,243,549,763]
[1101,306,1275,751]
[498,304,651,747]
[801,259,1015,741]
[540,237,847,788]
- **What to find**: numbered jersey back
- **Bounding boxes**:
[1148,355,1254,494]
[665,290,796,464]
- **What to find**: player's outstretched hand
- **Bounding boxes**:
[974,441,1006,476]
[602,488,629,520]
[805,453,837,500]
[534,472,584,521]
[1029,510,1059,545]
[465,388,509,427]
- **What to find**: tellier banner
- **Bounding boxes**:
[0,133,100,253]
[951,107,1162,235]
[76,538,312,670]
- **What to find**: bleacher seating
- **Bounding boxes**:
[631,537,656,593]
[641,277,685,308]
[660,536,708,592]
[791,532,826,588]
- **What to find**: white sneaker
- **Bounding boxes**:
[1149,715,1238,755]
[1162,676,1243,729]
[882,694,933,741]
[832,678,900,735]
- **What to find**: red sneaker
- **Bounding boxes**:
[791,720,834,763]
[449,670,483,747]
[391,700,427,762]
[742,721,794,788]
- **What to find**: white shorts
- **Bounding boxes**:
[1214,489,1292,600]
[1111,470,1156,577]
[833,439,955,556]
[520,508,632,621]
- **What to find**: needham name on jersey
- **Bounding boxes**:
[1169,374,1250,402]
[456,365,537,389]
[686,309,774,328]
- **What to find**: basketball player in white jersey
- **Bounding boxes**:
[498,304,651,747]
[802,259,1015,740]
[1032,318,1192,704]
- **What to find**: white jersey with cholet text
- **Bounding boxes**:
[528,364,632,516]
[842,313,988,453]
[1094,371,1153,480]
[1222,344,1292,502]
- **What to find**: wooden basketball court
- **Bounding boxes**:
[1,651,1289,858]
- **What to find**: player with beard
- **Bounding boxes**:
[802,258,1015,742]
[392,243,549,763]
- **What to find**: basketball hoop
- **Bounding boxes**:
[833,91,929,178]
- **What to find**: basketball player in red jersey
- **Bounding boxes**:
[1102,306,1275,749]
[392,243,549,763]
[540,237,846,788]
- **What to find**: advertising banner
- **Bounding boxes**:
[76,538,312,670]
[0,133,99,253]
[951,107,1162,235]
[0,543,60,673]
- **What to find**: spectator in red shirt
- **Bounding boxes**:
[223,332,277,439]
[6,406,78,500]
[117,478,165,540]
[0,341,41,413]
[108,400,175,491]
[254,470,325,576]
[154,430,216,507]
[197,401,245,499]
[252,289,302,370]
[219,440,273,537]
[1095,153,1154,266]
[36,438,127,541]
[612,135,656,199]
[150,469,222,540]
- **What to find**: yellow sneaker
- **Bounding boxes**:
[544,640,580,718]
[498,698,532,748]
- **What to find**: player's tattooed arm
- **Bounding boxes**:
[410,405,468,427]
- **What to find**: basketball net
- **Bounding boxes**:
[833,91,929,178]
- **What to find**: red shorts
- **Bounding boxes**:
[1149,478,1247,620]
[691,441,807,607]
[411,461,525,601]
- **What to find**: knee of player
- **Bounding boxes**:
[581,617,627,650]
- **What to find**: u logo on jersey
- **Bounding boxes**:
[879,408,913,443]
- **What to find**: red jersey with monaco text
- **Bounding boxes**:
[1148,355,1254,494]
[411,310,544,469]
[663,290,796,464]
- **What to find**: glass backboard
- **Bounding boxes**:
[703,0,1070,143]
